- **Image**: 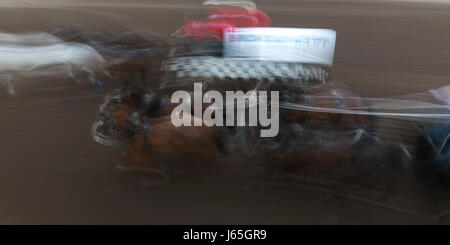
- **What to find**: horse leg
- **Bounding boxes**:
[84,67,105,88]
[0,74,16,97]
[119,136,170,186]
[78,66,99,88]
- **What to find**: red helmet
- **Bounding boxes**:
[176,7,271,40]
[178,19,236,40]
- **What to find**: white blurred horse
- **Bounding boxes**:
[0,32,107,96]
[0,32,63,45]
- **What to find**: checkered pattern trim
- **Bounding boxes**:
[160,56,330,88]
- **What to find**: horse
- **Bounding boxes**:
[91,86,225,185]
[49,26,171,93]
[91,77,385,187]
[0,32,107,97]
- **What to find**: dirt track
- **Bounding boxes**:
[1,1,449,224]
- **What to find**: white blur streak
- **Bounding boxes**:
[430,85,450,106]
[281,88,450,121]
[279,85,450,122]
[281,102,450,119]
[0,32,63,45]
[0,32,106,96]
[0,43,105,72]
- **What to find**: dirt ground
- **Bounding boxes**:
[0,0,449,224]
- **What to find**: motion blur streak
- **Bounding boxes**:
[0,0,449,224]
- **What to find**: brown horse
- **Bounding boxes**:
[95,81,380,186]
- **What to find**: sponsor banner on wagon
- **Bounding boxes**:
[223,27,336,66]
